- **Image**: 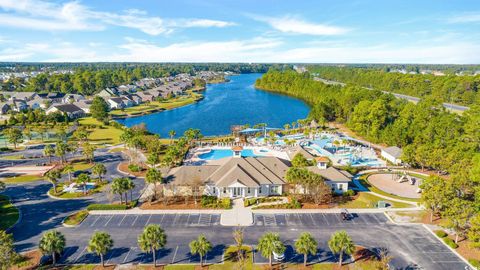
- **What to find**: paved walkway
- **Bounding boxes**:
[219,198,253,226]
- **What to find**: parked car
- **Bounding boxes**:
[273,251,285,261]
[341,209,351,220]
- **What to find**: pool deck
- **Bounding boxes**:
[185,146,290,165]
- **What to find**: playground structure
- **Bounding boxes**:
[367,172,423,199]
[392,171,422,193]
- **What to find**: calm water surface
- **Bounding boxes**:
[117,73,310,137]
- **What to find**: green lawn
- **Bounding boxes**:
[108,147,125,153]
[338,192,414,209]
[71,160,94,171]
[1,174,43,184]
[360,174,421,203]
[0,154,24,160]
[110,94,201,117]
[79,117,124,145]
[0,195,19,230]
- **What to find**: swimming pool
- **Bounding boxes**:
[198,149,262,160]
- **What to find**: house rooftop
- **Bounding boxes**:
[382,146,402,158]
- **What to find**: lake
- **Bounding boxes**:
[117,73,310,137]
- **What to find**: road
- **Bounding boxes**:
[53,212,468,270]
[2,146,145,252]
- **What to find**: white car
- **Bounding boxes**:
[273,251,285,261]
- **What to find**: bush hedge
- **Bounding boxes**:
[128,164,142,172]
[468,259,480,269]
[435,230,448,238]
[64,210,88,226]
[87,204,128,211]
[200,195,231,209]
[443,238,458,249]
[343,189,356,197]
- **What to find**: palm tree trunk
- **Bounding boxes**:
[101,254,104,267]
[200,254,203,267]
[68,172,71,182]
[455,233,459,244]
[269,254,272,267]
[52,253,56,266]
[430,211,434,222]
[153,247,156,267]
[304,253,307,266]
[339,252,343,266]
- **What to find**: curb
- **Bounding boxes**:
[46,189,93,200]
[423,224,475,270]
[116,163,145,179]
[62,211,89,228]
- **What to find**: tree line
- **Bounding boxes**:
[0,63,285,95]
[308,66,480,106]
[255,70,479,175]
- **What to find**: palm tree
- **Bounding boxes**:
[44,144,54,164]
[146,168,162,200]
[328,230,355,266]
[62,165,74,182]
[125,178,135,203]
[88,231,114,267]
[39,230,65,266]
[45,169,61,195]
[111,177,125,204]
[92,163,107,183]
[233,229,244,262]
[138,224,167,267]
[257,232,285,267]
[168,130,176,144]
[76,173,91,195]
[147,153,160,169]
[283,123,290,131]
[55,142,68,164]
[189,234,212,267]
[295,232,317,266]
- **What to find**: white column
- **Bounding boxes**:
[254,188,258,197]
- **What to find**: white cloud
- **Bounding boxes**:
[253,15,349,36]
[0,0,235,35]
[448,12,480,23]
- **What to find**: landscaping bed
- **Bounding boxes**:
[119,162,147,177]
[48,182,105,199]
[0,194,19,230]
[63,210,89,226]
[87,201,138,210]
[141,196,231,210]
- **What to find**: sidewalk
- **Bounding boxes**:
[220,198,253,226]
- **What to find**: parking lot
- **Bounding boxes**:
[55,212,468,269]
[78,213,221,229]
[253,212,388,227]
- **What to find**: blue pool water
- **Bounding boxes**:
[116,73,309,137]
[198,149,261,160]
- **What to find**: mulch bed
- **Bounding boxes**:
[118,162,147,177]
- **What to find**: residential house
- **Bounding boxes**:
[124,94,142,105]
[46,104,85,119]
[98,88,118,98]
[62,94,85,104]
[381,146,402,165]
[73,100,92,114]
[107,97,125,109]
[8,99,28,112]
[136,91,155,102]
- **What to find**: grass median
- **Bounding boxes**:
[0,194,19,230]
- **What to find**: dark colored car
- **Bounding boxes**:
[341,209,351,220]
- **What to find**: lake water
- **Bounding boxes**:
[117,73,310,137]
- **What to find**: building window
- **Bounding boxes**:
[247,187,251,193]
[223,187,227,194]
[271,186,278,194]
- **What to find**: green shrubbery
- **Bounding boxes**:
[243,197,282,207]
[63,210,88,226]
[435,230,448,238]
[343,190,356,197]
[468,259,480,269]
[200,195,231,209]
[128,164,142,172]
[443,238,458,249]
[252,197,301,209]
[87,204,128,210]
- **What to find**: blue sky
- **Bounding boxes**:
[0,0,479,63]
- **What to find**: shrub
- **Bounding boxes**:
[468,259,480,269]
[128,164,141,172]
[64,210,88,226]
[343,190,356,197]
[443,238,458,249]
[87,204,128,211]
[220,198,231,209]
[287,198,302,209]
[244,198,257,207]
[435,230,448,238]
[201,195,217,207]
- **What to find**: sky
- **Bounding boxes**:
[0,0,479,63]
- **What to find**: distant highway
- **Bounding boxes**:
[314,77,470,113]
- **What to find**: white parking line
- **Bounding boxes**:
[131,215,139,226]
[73,247,87,263]
[104,215,113,227]
[123,247,134,264]
[145,214,152,225]
[118,214,127,226]
[308,213,316,226]
[321,213,329,225]
[171,246,179,264]
[370,214,382,223]
[90,216,101,227]
[105,248,117,265]
[160,214,165,224]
